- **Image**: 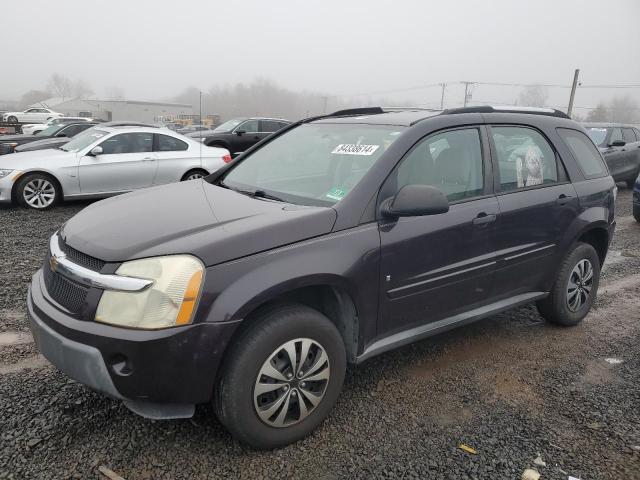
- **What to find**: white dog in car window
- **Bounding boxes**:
[516,145,544,188]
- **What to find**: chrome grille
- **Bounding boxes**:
[58,237,105,271]
[43,253,89,313]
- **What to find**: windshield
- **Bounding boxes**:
[36,125,64,137]
[219,123,405,206]
[214,119,244,132]
[586,127,609,147]
[61,129,108,152]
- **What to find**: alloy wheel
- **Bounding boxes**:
[566,259,593,312]
[23,179,56,209]
[253,338,330,428]
[186,172,204,180]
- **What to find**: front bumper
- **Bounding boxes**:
[28,269,241,418]
[0,174,16,203]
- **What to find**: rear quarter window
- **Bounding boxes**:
[557,128,608,179]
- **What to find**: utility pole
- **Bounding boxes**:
[567,69,580,118]
[462,81,474,107]
[440,83,446,110]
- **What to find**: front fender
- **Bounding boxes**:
[197,224,381,350]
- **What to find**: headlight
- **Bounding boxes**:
[95,255,204,329]
[0,169,14,179]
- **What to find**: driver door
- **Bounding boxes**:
[78,132,157,193]
[233,119,261,155]
[377,127,499,338]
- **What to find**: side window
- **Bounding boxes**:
[634,128,640,141]
[557,128,608,179]
[156,134,188,152]
[237,120,259,133]
[260,120,282,133]
[394,128,484,202]
[622,128,637,143]
[100,133,153,154]
[610,128,623,144]
[62,125,87,137]
[491,126,558,191]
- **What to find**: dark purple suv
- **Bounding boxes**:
[27,106,616,448]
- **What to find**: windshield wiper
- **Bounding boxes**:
[218,181,284,202]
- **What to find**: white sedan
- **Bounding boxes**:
[22,117,93,135]
[0,126,231,209]
[2,108,63,124]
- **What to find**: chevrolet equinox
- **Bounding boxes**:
[28,106,616,449]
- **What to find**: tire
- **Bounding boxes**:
[7,116,17,123]
[625,178,636,189]
[536,242,600,326]
[634,204,640,223]
[15,173,60,210]
[214,303,346,449]
[181,169,208,181]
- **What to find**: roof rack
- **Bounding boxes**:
[442,105,570,119]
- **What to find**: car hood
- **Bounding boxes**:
[0,134,33,142]
[16,138,69,150]
[0,148,74,167]
[60,180,337,266]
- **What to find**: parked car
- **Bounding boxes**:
[13,121,160,153]
[26,106,615,449]
[176,124,209,135]
[185,129,217,142]
[584,123,640,187]
[22,117,94,135]
[0,122,100,155]
[633,173,640,222]
[2,107,63,124]
[200,117,291,157]
[0,126,231,209]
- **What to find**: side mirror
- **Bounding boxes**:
[235,130,246,136]
[381,184,449,218]
[610,140,626,147]
[56,132,67,138]
[90,146,103,156]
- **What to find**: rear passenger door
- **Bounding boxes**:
[378,126,499,337]
[602,127,626,181]
[488,125,579,298]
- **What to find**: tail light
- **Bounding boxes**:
[222,154,232,163]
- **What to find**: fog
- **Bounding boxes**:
[2,0,640,119]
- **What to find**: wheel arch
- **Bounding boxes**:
[11,170,64,202]
[211,277,361,364]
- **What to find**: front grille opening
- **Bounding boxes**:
[58,237,106,272]
[43,258,89,314]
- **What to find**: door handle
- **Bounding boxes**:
[556,194,573,205]
[142,157,155,161]
[472,212,497,226]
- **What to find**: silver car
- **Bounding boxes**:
[0,126,231,210]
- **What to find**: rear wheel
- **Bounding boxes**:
[214,304,346,449]
[15,173,60,210]
[536,242,600,326]
[181,169,208,181]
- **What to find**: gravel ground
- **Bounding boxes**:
[1,189,639,480]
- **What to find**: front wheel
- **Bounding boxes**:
[7,116,18,123]
[536,242,601,326]
[181,169,208,181]
[214,304,346,449]
[15,173,60,210]
[634,204,640,223]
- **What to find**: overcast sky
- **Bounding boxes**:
[2,0,639,113]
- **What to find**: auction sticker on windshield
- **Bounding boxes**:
[332,144,380,155]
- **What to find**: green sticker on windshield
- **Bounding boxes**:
[325,187,346,201]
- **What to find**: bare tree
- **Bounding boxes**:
[586,96,640,123]
[19,89,52,109]
[46,74,73,100]
[72,79,93,98]
[586,102,608,122]
[517,85,549,108]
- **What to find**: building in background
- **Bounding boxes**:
[29,97,193,123]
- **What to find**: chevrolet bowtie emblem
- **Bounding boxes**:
[49,252,65,272]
